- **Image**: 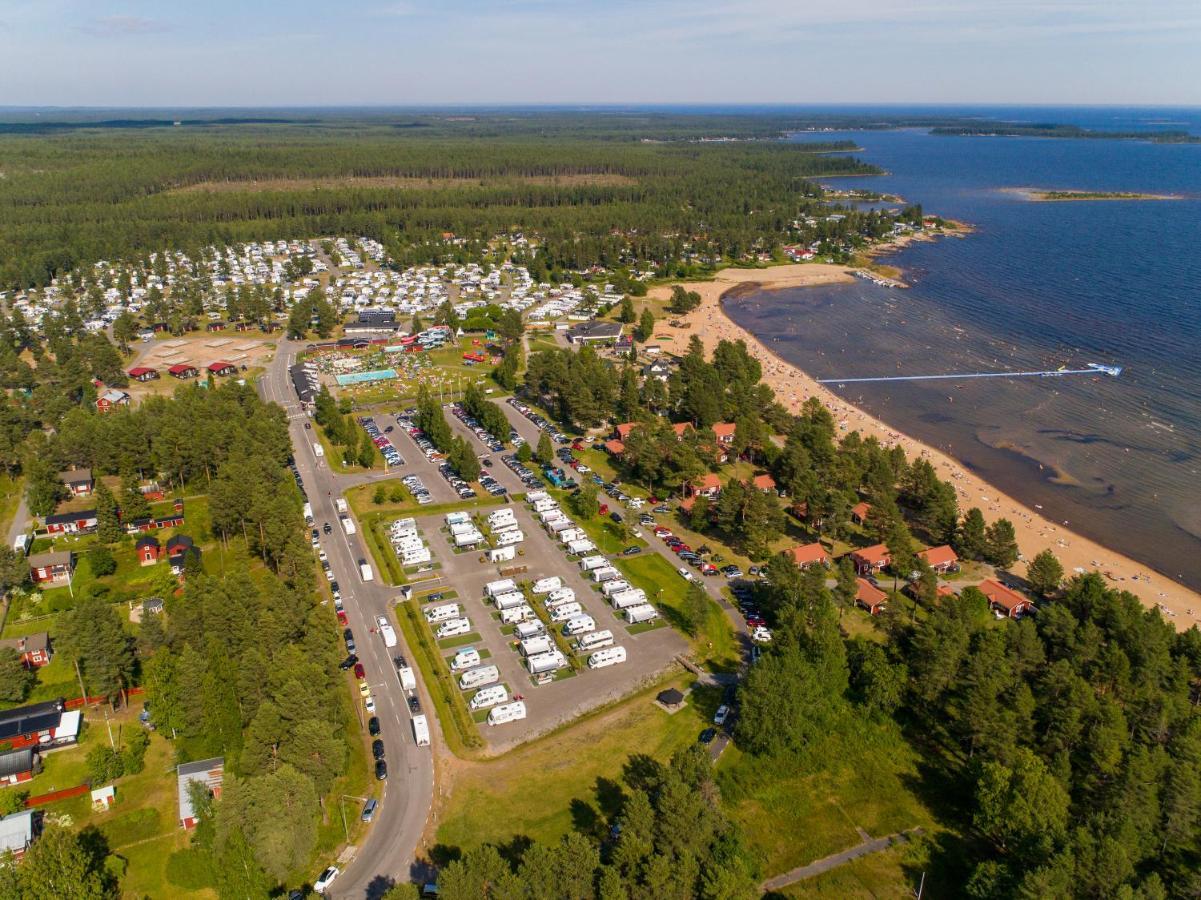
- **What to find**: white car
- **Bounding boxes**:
[751,626,772,644]
[364,695,376,713]
[314,866,339,894]
[678,567,694,582]
[713,705,730,726]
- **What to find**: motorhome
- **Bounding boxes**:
[587,646,628,669]
[546,586,576,605]
[578,555,606,572]
[398,665,417,691]
[412,714,431,747]
[495,529,524,547]
[487,701,528,725]
[469,684,508,711]
[500,604,533,625]
[531,576,561,595]
[610,589,647,610]
[488,509,516,528]
[549,602,583,622]
[451,647,481,670]
[527,490,550,504]
[494,591,527,611]
[562,614,596,636]
[445,511,471,526]
[402,547,432,565]
[592,566,620,583]
[425,603,461,623]
[436,617,472,639]
[459,665,500,690]
[514,621,545,641]
[454,529,485,548]
[601,580,631,597]
[340,515,356,535]
[575,630,615,652]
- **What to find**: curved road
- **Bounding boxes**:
[259,340,436,899]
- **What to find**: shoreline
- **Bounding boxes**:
[648,264,1201,628]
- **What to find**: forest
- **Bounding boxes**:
[0,112,879,289]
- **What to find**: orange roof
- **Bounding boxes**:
[787,543,829,566]
[852,543,891,566]
[679,495,696,512]
[695,473,722,492]
[603,439,626,455]
[712,422,736,440]
[856,578,888,607]
[919,545,959,568]
[671,422,693,437]
[615,422,639,441]
[979,579,1031,613]
[752,474,777,491]
[851,501,872,519]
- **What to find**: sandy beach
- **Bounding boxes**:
[649,264,1201,627]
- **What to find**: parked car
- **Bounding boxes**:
[698,728,717,745]
[621,546,642,556]
[339,655,357,670]
[408,695,421,714]
[372,739,385,760]
[360,798,378,823]
[714,705,730,726]
[375,759,388,780]
[314,867,339,894]
[368,716,380,736]
[353,662,365,679]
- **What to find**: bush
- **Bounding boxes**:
[88,547,117,578]
[373,485,387,505]
[86,745,125,784]
[389,485,406,503]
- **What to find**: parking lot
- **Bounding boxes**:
[402,501,686,752]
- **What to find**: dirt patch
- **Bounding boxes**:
[167,173,637,195]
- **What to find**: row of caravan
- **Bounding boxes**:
[390,517,432,566]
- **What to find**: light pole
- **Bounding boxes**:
[339,794,372,842]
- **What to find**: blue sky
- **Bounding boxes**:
[1,0,1198,106]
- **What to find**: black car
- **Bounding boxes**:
[339,654,358,670]
[408,695,422,715]
[393,655,408,670]
[609,511,623,523]
[699,728,717,745]
[375,759,388,781]
[372,739,385,760]
[621,546,642,556]
[323,522,332,534]
[368,716,381,736]
[343,628,354,644]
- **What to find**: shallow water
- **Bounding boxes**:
[727,113,1201,587]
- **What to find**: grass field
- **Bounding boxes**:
[774,841,925,899]
[433,674,713,855]
[717,721,935,878]
[0,473,21,537]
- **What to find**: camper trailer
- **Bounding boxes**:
[567,539,596,556]
[525,651,567,675]
[485,579,517,599]
[514,621,545,641]
[520,635,554,657]
[592,566,620,583]
[610,589,647,610]
[487,701,528,725]
[562,615,596,636]
[493,591,527,611]
[445,511,471,526]
[495,529,524,547]
[575,630,615,652]
[624,604,659,625]
[411,714,431,747]
[531,576,562,595]
[587,646,628,669]
[601,580,631,597]
[500,604,533,625]
[578,555,606,572]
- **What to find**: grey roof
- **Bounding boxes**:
[568,321,623,341]
[58,468,92,485]
[0,748,35,780]
[0,633,49,656]
[0,811,33,855]
[28,550,74,568]
[178,757,224,823]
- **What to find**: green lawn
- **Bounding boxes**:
[717,722,935,878]
[775,841,925,899]
[434,675,712,854]
[346,481,505,520]
[0,473,21,537]
[316,427,380,475]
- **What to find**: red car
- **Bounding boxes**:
[337,610,349,624]
[354,662,366,679]
[654,527,672,538]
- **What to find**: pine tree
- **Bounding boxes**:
[94,480,122,543]
[1026,549,1064,598]
[985,518,1020,568]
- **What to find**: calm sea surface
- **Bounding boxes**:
[725,109,1201,587]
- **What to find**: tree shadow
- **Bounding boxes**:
[594,776,626,821]
[622,753,665,795]
[496,834,533,869]
[570,798,602,839]
[428,842,462,868]
[365,873,398,899]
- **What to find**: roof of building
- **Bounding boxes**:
[851,501,872,519]
[752,473,777,491]
[787,543,830,566]
[979,579,1031,613]
[0,748,34,780]
[167,534,195,553]
[856,578,888,607]
[851,543,891,566]
[168,363,198,374]
[0,633,49,656]
[671,422,693,436]
[128,366,157,377]
[919,545,959,568]
[694,473,723,492]
[98,389,129,403]
[135,535,161,549]
[0,811,34,855]
[711,422,736,439]
[657,688,685,706]
[615,422,639,440]
[603,439,626,455]
[28,550,74,569]
[58,468,92,485]
[44,510,96,526]
[178,757,225,823]
[0,699,64,742]
[567,321,623,341]
[207,360,235,371]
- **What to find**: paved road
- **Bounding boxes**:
[259,342,435,900]
[760,828,923,891]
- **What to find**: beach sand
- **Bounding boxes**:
[650,264,1201,628]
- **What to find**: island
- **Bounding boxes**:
[1004,188,1183,202]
